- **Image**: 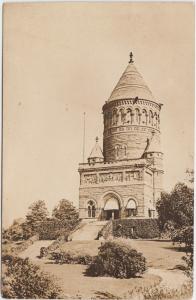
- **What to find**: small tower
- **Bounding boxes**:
[88,137,104,165]
[78,53,164,220]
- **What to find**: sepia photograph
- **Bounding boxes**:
[1,2,194,299]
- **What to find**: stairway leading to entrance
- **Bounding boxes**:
[70,220,108,241]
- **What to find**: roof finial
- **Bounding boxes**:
[96,136,99,142]
[129,52,134,63]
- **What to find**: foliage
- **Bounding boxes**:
[172,226,194,279]
[2,235,39,257]
[86,240,147,278]
[112,219,160,239]
[128,280,193,300]
[23,200,48,239]
[37,218,71,240]
[156,183,193,231]
[2,219,25,242]
[49,251,94,265]
[156,183,194,278]
[2,255,62,299]
[52,199,79,230]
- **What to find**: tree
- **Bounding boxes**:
[156,183,194,277]
[156,183,193,231]
[23,200,49,238]
[52,199,79,230]
[2,255,62,298]
[3,219,25,241]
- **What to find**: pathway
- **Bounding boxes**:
[70,220,107,241]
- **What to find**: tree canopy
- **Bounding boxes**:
[52,199,79,230]
[156,183,193,230]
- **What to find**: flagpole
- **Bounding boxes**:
[83,112,86,163]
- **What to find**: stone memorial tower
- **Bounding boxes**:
[78,53,163,220]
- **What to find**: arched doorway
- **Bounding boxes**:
[103,193,120,220]
[87,200,96,218]
[126,199,137,217]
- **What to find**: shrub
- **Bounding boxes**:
[128,280,193,300]
[86,240,147,278]
[3,219,27,241]
[172,226,193,278]
[49,251,93,265]
[37,218,71,240]
[2,235,39,257]
[112,219,160,239]
[2,255,62,299]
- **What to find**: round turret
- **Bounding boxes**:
[102,53,162,162]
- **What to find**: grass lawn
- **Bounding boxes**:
[41,263,161,299]
[127,239,186,270]
[37,239,187,298]
[18,238,188,299]
[57,239,186,270]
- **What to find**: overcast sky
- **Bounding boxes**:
[3,2,194,227]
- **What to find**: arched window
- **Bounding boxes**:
[115,145,120,159]
[112,109,118,126]
[149,110,153,125]
[119,108,125,124]
[122,144,127,157]
[142,109,148,125]
[126,108,132,123]
[135,108,140,124]
[126,199,137,217]
[87,200,96,218]
[154,112,158,128]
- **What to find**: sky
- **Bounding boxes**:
[3,2,194,227]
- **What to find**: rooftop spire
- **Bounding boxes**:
[129,52,134,63]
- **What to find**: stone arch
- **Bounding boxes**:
[102,192,122,220]
[126,198,138,217]
[101,191,123,208]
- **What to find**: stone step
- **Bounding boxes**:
[70,220,108,241]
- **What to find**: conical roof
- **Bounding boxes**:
[144,133,161,154]
[108,58,155,102]
[89,137,104,159]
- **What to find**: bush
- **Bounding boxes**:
[2,255,62,299]
[112,219,160,239]
[3,219,27,241]
[86,240,147,278]
[37,218,71,240]
[128,280,193,300]
[2,235,39,257]
[49,251,93,265]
